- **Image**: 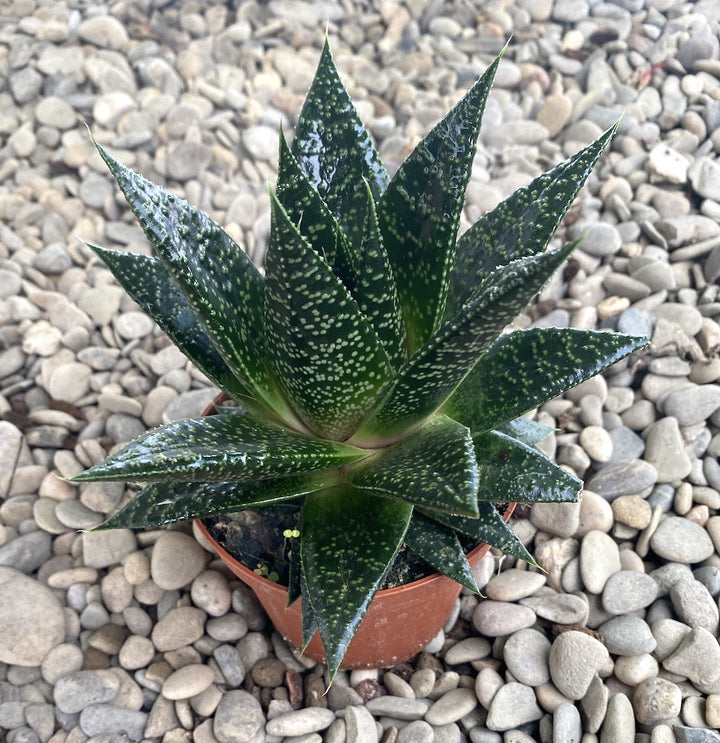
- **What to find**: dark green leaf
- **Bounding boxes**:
[380,52,502,352]
[474,430,581,504]
[263,193,393,440]
[300,569,319,652]
[292,37,389,251]
[301,485,412,681]
[444,328,648,434]
[351,243,577,445]
[499,418,555,446]
[446,123,618,318]
[71,413,366,483]
[425,502,536,566]
[347,415,479,517]
[93,472,332,530]
[94,141,288,418]
[87,244,252,404]
[404,513,479,593]
[343,183,407,369]
[277,129,340,267]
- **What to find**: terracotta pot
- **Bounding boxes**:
[195,394,516,669]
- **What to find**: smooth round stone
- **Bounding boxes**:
[77,15,129,49]
[614,654,659,686]
[425,688,477,726]
[576,223,621,257]
[650,517,715,563]
[580,674,608,735]
[579,426,613,462]
[41,643,84,685]
[520,591,588,625]
[643,418,692,482]
[345,705,379,743]
[265,708,336,736]
[115,311,155,339]
[485,682,543,731]
[484,569,546,602]
[191,570,232,617]
[162,664,214,700]
[54,670,120,714]
[580,531,621,594]
[633,677,682,725]
[693,566,720,597]
[150,531,208,590]
[602,571,659,614]
[47,362,92,403]
[151,607,206,652]
[0,567,66,665]
[553,702,582,743]
[662,627,720,686]
[472,601,536,637]
[529,501,580,538]
[601,692,635,743]
[396,720,433,743]
[611,496,652,529]
[82,530,137,569]
[585,460,657,500]
[79,704,148,741]
[206,614,249,643]
[548,631,610,700]
[365,697,430,720]
[503,629,550,686]
[118,635,155,670]
[213,690,264,743]
[599,616,656,656]
[661,384,720,426]
[444,637,491,665]
[577,490,614,535]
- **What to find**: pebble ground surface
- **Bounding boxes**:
[1,0,720,742]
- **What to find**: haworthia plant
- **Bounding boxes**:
[74,38,648,680]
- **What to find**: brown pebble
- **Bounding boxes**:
[304,673,328,707]
[250,658,285,688]
[381,727,398,743]
[286,669,303,709]
[355,678,386,702]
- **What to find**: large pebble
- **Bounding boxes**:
[650,517,715,564]
[503,629,550,686]
[345,705,378,743]
[643,418,692,482]
[485,682,543,731]
[632,677,681,725]
[661,385,720,426]
[162,664,215,700]
[365,697,430,720]
[214,690,264,743]
[472,601,536,636]
[425,688,477,726]
[483,569,546,602]
[600,692,634,743]
[580,531,621,594]
[662,627,720,686]
[150,531,208,590]
[265,708,336,736]
[151,607,206,651]
[548,631,610,700]
[554,701,582,743]
[585,461,657,500]
[602,571,658,614]
[79,704,148,742]
[599,616,656,655]
[54,670,120,714]
[0,567,65,665]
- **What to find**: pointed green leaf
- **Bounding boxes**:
[263,192,393,440]
[425,502,536,566]
[277,129,340,266]
[347,415,479,517]
[380,52,502,352]
[351,243,577,445]
[87,244,253,403]
[301,485,412,681]
[444,328,648,434]
[94,141,287,416]
[292,38,389,250]
[338,183,407,369]
[300,569,319,652]
[93,472,333,530]
[71,413,366,483]
[499,418,555,446]
[405,513,479,593]
[474,430,581,504]
[446,123,618,318]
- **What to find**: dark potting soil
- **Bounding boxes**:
[203,504,482,591]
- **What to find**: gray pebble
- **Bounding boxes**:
[585,461,657,500]
[214,690,264,743]
[472,601,536,637]
[548,631,609,700]
[397,720,433,743]
[600,692,634,743]
[601,571,658,614]
[650,517,715,564]
[553,701,582,743]
[662,627,720,686]
[485,682,543,731]
[670,578,719,634]
[54,670,120,714]
[599,616,656,655]
[503,628,551,686]
[632,677,681,726]
[365,697,430,720]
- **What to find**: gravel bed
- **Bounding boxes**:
[1,1,720,742]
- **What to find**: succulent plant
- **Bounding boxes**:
[74,39,646,678]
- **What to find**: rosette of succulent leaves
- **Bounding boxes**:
[73,39,646,679]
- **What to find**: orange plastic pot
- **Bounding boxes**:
[196,394,515,669]
[196,511,513,669]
